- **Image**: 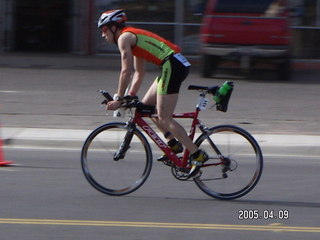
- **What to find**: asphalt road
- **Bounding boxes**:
[1,55,320,239]
[1,146,320,240]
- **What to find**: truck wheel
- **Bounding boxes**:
[277,59,291,81]
[201,55,219,78]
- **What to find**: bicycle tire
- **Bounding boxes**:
[81,122,153,196]
[194,125,263,200]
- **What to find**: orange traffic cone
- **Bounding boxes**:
[0,133,14,166]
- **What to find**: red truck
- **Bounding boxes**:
[200,0,291,80]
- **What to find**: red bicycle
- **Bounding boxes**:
[81,82,263,200]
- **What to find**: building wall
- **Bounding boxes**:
[0,0,14,52]
[1,0,320,59]
[0,0,89,53]
[0,1,3,51]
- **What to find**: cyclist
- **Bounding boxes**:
[98,9,208,177]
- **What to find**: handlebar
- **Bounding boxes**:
[98,90,151,112]
[98,90,113,105]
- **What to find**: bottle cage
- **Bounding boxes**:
[216,88,233,112]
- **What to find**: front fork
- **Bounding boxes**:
[113,122,135,161]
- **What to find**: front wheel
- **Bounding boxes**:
[194,125,263,200]
[81,122,153,196]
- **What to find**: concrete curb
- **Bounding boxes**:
[3,127,320,149]
[2,128,90,149]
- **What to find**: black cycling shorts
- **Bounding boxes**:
[156,53,190,95]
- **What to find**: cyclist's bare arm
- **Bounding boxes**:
[117,32,136,96]
[128,56,145,96]
[107,32,136,110]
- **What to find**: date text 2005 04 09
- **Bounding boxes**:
[238,209,289,220]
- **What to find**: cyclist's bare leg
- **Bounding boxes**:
[142,82,198,154]
[142,82,172,139]
[142,81,157,105]
[157,94,198,154]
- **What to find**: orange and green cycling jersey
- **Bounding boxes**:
[121,27,181,66]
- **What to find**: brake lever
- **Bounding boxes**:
[97,90,113,101]
[101,99,108,105]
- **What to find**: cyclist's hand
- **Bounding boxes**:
[106,100,122,111]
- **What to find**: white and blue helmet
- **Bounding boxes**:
[98,9,127,28]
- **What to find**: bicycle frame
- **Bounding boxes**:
[131,108,202,169]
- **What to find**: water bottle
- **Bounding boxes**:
[213,81,233,103]
[113,86,130,118]
[113,94,125,118]
[113,108,125,118]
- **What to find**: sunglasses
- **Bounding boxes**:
[102,26,109,32]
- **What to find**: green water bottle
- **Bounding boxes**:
[213,81,233,103]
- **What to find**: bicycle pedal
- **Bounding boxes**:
[157,155,168,162]
[186,167,203,179]
[157,155,182,163]
[162,159,174,167]
[193,170,202,179]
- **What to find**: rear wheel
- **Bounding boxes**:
[194,125,263,200]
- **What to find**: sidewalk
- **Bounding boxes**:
[1,52,320,71]
[1,52,320,150]
[0,53,121,71]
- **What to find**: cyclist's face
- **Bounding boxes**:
[101,26,114,43]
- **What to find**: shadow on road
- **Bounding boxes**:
[125,195,320,208]
[233,199,320,208]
